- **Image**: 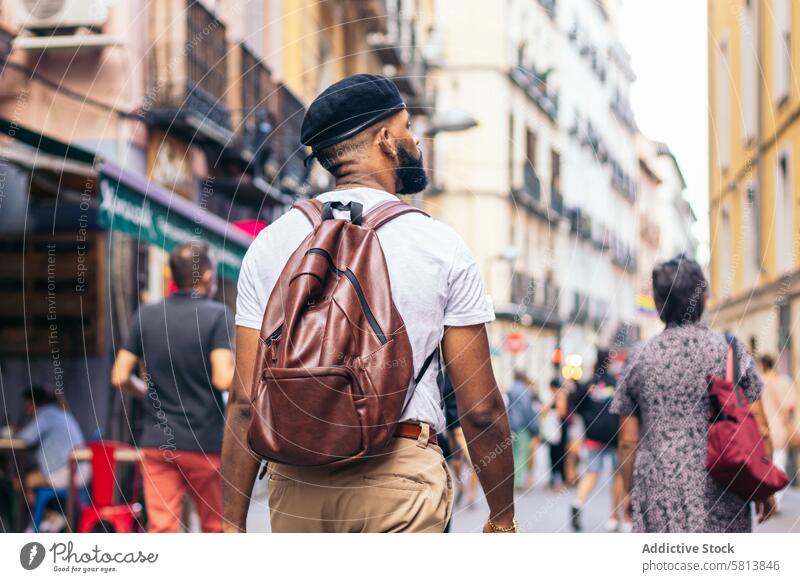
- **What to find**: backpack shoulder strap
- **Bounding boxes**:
[361,200,429,230]
[293,198,323,228]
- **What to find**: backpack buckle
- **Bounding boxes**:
[321,201,363,225]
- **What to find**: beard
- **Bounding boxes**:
[395,145,429,195]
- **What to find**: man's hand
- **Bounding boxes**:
[442,324,515,532]
[110,349,147,398]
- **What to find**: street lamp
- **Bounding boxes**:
[424,108,479,137]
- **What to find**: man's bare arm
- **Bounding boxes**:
[110,350,147,398]
[221,326,261,532]
[442,324,515,531]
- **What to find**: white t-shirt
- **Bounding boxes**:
[235,187,495,433]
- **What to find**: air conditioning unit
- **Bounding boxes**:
[12,0,111,31]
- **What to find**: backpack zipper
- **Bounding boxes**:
[304,248,388,345]
[263,325,283,361]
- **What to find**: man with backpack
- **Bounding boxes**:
[221,74,515,533]
[568,349,631,532]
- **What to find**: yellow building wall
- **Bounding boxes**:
[709,0,800,303]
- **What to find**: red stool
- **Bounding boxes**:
[78,441,142,533]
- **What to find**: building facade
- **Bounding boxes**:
[0,0,434,439]
[708,0,800,377]
[429,0,564,390]
[556,0,640,371]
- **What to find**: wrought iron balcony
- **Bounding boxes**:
[570,293,590,325]
[550,186,564,215]
[523,165,541,202]
[265,84,310,194]
[497,272,561,330]
[537,0,557,19]
[238,42,275,169]
[510,66,559,122]
[146,1,232,143]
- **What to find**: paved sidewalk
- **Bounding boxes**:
[243,445,800,533]
[449,445,800,533]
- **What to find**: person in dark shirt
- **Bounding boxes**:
[568,348,629,532]
[111,241,234,532]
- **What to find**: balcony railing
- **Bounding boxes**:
[500,271,560,329]
[391,45,427,101]
[550,186,563,215]
[570,293,590,325]
[238,42,275,166]
[367,0,403,65]
[537,0,557,19]
[146,1,231,137]
[523,165,541,202]
[510,66,559,122]
[266,84,309,193]
[511,271,535,305]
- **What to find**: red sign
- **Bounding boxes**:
[504,332,528,354]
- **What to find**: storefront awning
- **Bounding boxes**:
[98,162,252,281]
[0,117,253,281]
[0,117,96,164]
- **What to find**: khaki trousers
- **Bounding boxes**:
[267,423,453,532]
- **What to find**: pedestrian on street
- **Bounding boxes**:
[111,242,235,533]
[506,370,540,490]
[563,379,582,486]
[543,379,568,489]
[613,255,776,532]
[758,354,796,511]
[569,349,629,532]
[221,74,516,533]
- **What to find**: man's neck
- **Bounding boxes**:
[333,170,396,195]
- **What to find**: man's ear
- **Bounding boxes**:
[376,127,397,159]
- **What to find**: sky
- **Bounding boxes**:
[619,0,710,264]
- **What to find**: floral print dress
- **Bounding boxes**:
[611,322,763,533]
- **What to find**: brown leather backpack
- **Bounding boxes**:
[248,198,438,467]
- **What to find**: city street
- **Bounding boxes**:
[243,444,800,533]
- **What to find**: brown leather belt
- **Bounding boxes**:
[393,422,438,446]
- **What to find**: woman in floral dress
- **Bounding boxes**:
[612,255,776,532]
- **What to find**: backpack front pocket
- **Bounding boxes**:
[249,366,367,466]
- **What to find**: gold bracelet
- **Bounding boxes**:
[487,516,518,532]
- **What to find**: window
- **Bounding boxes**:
[744,183,760,287]
[774,0,792,104]
[720,206,733,298]
[551,149,561,192]
[526,129,537,170]
[741,0,757,141]
[716,36,731,169]
[776,152,794,273]
[508,113,516,189]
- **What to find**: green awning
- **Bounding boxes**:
[98,162,252,281]
[0,116,253,281]
[0,116,97,165]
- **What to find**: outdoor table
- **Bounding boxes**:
[0,437,29,531]
[66,447,143,532]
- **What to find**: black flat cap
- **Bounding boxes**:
[301,74,405,154]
